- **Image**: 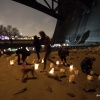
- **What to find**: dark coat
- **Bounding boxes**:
[58,47,69,57]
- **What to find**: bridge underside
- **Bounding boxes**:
[12,0,99,44]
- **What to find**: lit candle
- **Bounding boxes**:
[56,61,59,65]
[10,60,14,65]
[41,59,44,63]
[87,75,93,81]
[74,69,79,75]
[50,63,54,68]
[69,65,73,72]
[60,68,66,73]
[49,68,54,74]
[98,76,100,81]
[69,75,75,83]
[34,63,39,70]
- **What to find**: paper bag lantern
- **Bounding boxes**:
[69,75,75,82]
[69,65,73,72]
[74,70,79,75]
[87,75,93,81]
[56,61,59,65]
[98,76,100,81]
[50,63,54,68]
[49,68,54,74]
[60,68,66,73]
[10,60,14,65]
[34,63,39,70]
[41,59,44,63]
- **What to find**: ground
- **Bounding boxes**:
[0,46,100,100]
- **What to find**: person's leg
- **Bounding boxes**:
[36,51,40,60]
[18,54,20,64]
[43,48,51,70]
[60,56,63,64]
[63,56,67,65]
[63,56,66,63]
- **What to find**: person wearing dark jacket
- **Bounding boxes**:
[39,30,54,71]
[16,48,22,65]
[16,47,30,65]
[33,35,41,62]
[80,57,95,74]
[58,46,69,65]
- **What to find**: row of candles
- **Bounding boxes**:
[9,59,100,82]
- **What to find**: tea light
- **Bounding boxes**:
[60,68,66,73]
[98,76,100,81]
[87,75,93,81]
[50,63,54,68]
[10,60,14,65]
[49,68,54,74]
[69,65,73,72]
[34,63,39,70]
[56,61,59,65]
[41,59,44,63]
[74,69,79,75]
[69,75,75,82]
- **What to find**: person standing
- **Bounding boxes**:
[39,30,54,71]
[33,35,41,62]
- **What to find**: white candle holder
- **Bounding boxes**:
[34,63,39,70]
[60,68,66,73]
[10,60,14,65]
[56,61,59,65]
[69,75,75,82]
[87,75,93,81]
[41,59,44,63]
[69,65,73,72]
[49,68,54,74]
[74,69,79,75]
[50,63,54,68]
[98,76,100,81]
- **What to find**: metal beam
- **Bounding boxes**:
[12,0,63,20]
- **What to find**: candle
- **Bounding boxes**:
[98,76,100,81]
[34,63,39,70]
[74,69,79,75]
[10,60,14,65]
[60,68,66,73]
[69,65,73,72]
[69,75,75,82]
[87,75,93,81]
[41,59,44,63]
[56,61,59,65]
[49,68,54,74]
[50,63,54,68]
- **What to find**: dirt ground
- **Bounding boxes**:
[0,46,100,100]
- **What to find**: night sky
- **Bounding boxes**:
[0,0,57,38]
